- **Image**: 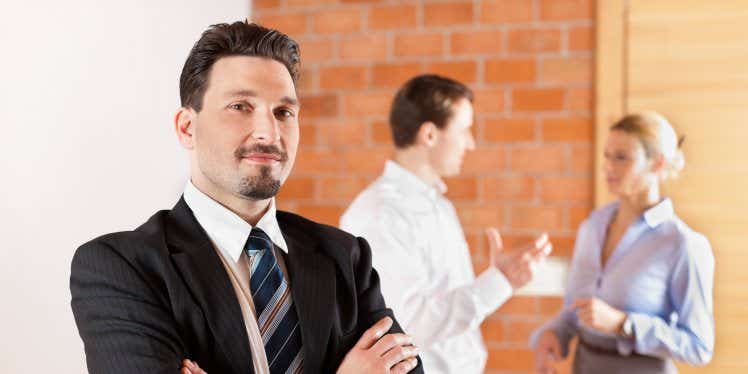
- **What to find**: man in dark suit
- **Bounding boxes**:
[70,21,422,374]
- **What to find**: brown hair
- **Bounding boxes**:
[388,74,474,148]
[179,21,300,112]
[611,112,686,178]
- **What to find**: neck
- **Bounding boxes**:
[191,176,271,227]
[393,147,442,188]
[618,183,661,219]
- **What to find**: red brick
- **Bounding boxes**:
[372,63,423,88]
[311,8,362,34]
[394,33,444,57]
[540,57,592,84]
[276,176,315,200]
[570,144,593,173]
[450,30,503,55]
[342,91,393,117]
[341,147,391,174]
[299,38,335,64]
[425,61,477,83]
[539,296,565,316]
[299,123,317,146]
[293,149,341,174]
[317,120,368,147]
[297,67,316,92]
[296,204,344,226]
[254,12,308,37]
[461,148,505,174]
[319,176,368,201]
[319,65,368,90]
[456,204,504,228]
[495,296,537,315]
[368,5,417,30]
[569,25,593,51]
[567,87,592,111]
[473,88,505,114]
[510,205,564,230]
[371,120,392,144]
[480,0,533,23]
[444,176,478,200]
[424,2,474,26]
[485,59,536,83]
[509,144,566,173]
[483,118,535,142]
[480,317,505,343]
[540,0,593,20]
[512,88,565,111]
[340,34,388,61]
[550,233,577,258]
[507,28,561,53]
[542,116,592,141]
[570,204,592,229]
[540,177,591,203]
[481,175,535,201]
[505,318,543,344]
[300,94,338,118]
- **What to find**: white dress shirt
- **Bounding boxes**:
[340,160,513,374]
[183,181,290,374]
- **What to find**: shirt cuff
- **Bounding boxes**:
[473,266,513,317]
[616,312,647,356]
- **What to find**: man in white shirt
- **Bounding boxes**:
[340,74,552,374]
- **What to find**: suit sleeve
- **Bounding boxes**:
[70,240,186,374]
[352,236,425,373]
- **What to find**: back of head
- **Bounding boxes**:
[388,74,473,148]
[179,21,300,112]
[611,111,686,179]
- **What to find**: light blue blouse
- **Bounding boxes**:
[531,198,715,365]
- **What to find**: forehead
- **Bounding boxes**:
[446,98,473,128]
[205,55,297,101]
[607,130,643,151]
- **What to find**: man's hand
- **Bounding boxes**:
[533,330,561,374]
[181,359,207,374]
[337,316,419,374]
[487,228,551,289]
[572,297,626,334]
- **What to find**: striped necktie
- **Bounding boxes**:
[246,227,304,374]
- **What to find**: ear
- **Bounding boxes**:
[415,121,439,147]
[650,153,666,176]
[174,107,197,150]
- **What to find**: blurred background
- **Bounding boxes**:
[1,0,745,373]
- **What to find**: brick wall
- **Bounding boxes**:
[252,1,594,372]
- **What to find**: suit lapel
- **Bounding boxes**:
[279,215,336,373]
[166,198,253,374]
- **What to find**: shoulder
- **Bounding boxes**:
[665,218,714,266]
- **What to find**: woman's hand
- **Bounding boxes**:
[533,330,561,374]
[572,298,626,334]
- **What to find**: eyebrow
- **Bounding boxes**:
[225,89,299,106]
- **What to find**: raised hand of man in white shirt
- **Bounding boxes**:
[486,229,551,290]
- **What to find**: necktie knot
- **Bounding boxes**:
[246,227,274,254]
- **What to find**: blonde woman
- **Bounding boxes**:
[531,112,714,373]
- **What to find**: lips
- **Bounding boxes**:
[245,153,282,161]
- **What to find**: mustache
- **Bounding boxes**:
[235,144,288,161]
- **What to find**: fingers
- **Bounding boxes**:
[371,332,413,356]
[382,343,419,368]
[485,227,503,251]
[355,317,393,350]
[390,357,418,374]
[181,359,207,374]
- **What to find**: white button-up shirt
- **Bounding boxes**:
[340,160,513,374]
[184,181,290,374]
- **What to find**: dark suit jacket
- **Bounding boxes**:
[70,197,423,373]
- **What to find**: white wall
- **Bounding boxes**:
[0,1,248,372]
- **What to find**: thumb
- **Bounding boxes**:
[485,227,503,256]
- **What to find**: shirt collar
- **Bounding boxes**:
[183,180,288,263]
[642,198,675,228]
[382,160,447,199]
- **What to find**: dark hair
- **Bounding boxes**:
[388,74,474,148]
[179,21,300,111]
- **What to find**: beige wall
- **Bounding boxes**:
[597,1,748,372]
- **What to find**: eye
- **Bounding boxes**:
[228,102,252,112]
[274,108,296,121]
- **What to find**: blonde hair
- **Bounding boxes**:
[611,111,686,179]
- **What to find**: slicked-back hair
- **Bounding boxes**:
[179,21,300,112]
[388,74,474,148]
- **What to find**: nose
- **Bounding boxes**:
[251,107,281,144]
